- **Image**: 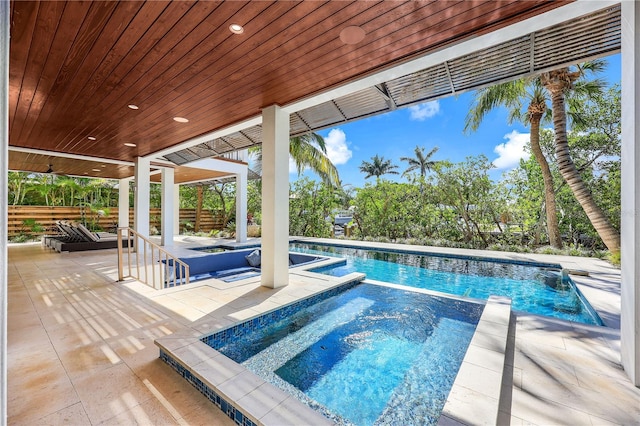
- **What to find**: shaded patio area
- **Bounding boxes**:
[7,240,640,424]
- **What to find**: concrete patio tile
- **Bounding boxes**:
[98,395,180,426]
[56,339,124,380]
[511,387,593,425]
[73,362,155,425]
[149,297,208,322]
[588,414,622,425]
[224,306,263,322]
[512,367,523,389]
[171,342,219,367]
[506,415,526,425]
[108,334,164,372]
[463,345,504,373]
[217,369,266,403]
[236,382,291,421]
[46,317,103,348]
[516,341,620,374]
[515,328,567,349]
[453,362,503,400]
[36,304,85,330]
[175,401,237,426]
[7,292,36,316]
[7,322,51,354]
[191,315,236,334]
[8,358,80,425]
[260,396,334,426]
[519,372,640,424]
[562,335,620,363]
[32,402,91,426]
[468,330,506,353]
[131,359,235,425]
[520,361,580,388]
[227,295,262,310]
[100,307,174,335]
[191,352,245,387]
[441,385,498,425]
[574,362,631,389]
[474,319,509,339]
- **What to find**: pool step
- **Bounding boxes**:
[438,295,512,425]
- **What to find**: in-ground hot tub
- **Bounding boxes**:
[165,248,333,284]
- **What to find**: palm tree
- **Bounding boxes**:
[359,155,399,179]
[541,61,620,254]
[466,79,563,248]
[400,146,440,177]
[252,132,340,187]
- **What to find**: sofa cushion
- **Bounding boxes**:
[245,249,261,267]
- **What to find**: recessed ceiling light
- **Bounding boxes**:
[92,168,101,172]
[101,165,106,168]
[87,136,96,141]
[128,104,139,110]
[340,26,366,45]
[124,143,137,147]
[229,24,244,34]
[173,116,189,123]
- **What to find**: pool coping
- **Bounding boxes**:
[438,295,512,425]
[155,275,512,425]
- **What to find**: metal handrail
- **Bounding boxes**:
[117,227,190,289]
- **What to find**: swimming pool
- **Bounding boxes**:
[204,282,483,425]
[291,243,602,325]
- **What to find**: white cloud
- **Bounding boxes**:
[289,157,298,174]
[409,101,440,121]
[324,129,352,165]
[493,130,531,169]
[288,128,352,174]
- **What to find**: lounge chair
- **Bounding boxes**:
[42,221,129,252]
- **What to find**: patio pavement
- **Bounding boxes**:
[7,238,640,425]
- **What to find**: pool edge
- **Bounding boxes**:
[438,295,513,426]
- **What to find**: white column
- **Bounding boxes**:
[1,0,9,420]
[261,105,290,288]
[621,0,640,387]
[118,178,130,228]
[160,167,174,246]
[134,157,151,238]
[235,167,248,243]
[174,184,180,236]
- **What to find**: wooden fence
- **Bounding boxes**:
[8,206,225,238]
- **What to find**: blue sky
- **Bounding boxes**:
[294,53,621,188]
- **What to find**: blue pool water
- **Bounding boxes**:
[211,283,483,425]
[291,243,602,325]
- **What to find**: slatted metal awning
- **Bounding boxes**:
[164,4,621,166]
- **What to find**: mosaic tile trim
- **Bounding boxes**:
[201,277,362,350]
[160,350,257,426]
[293,240,562,269]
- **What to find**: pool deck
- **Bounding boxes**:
[7,237,640,425]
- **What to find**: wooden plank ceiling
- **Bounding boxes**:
[8,150,235,184]
[9,0,570,174]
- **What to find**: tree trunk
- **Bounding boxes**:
[195,185,203,232]
[529,113,563,248]
[545,76,620,254]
